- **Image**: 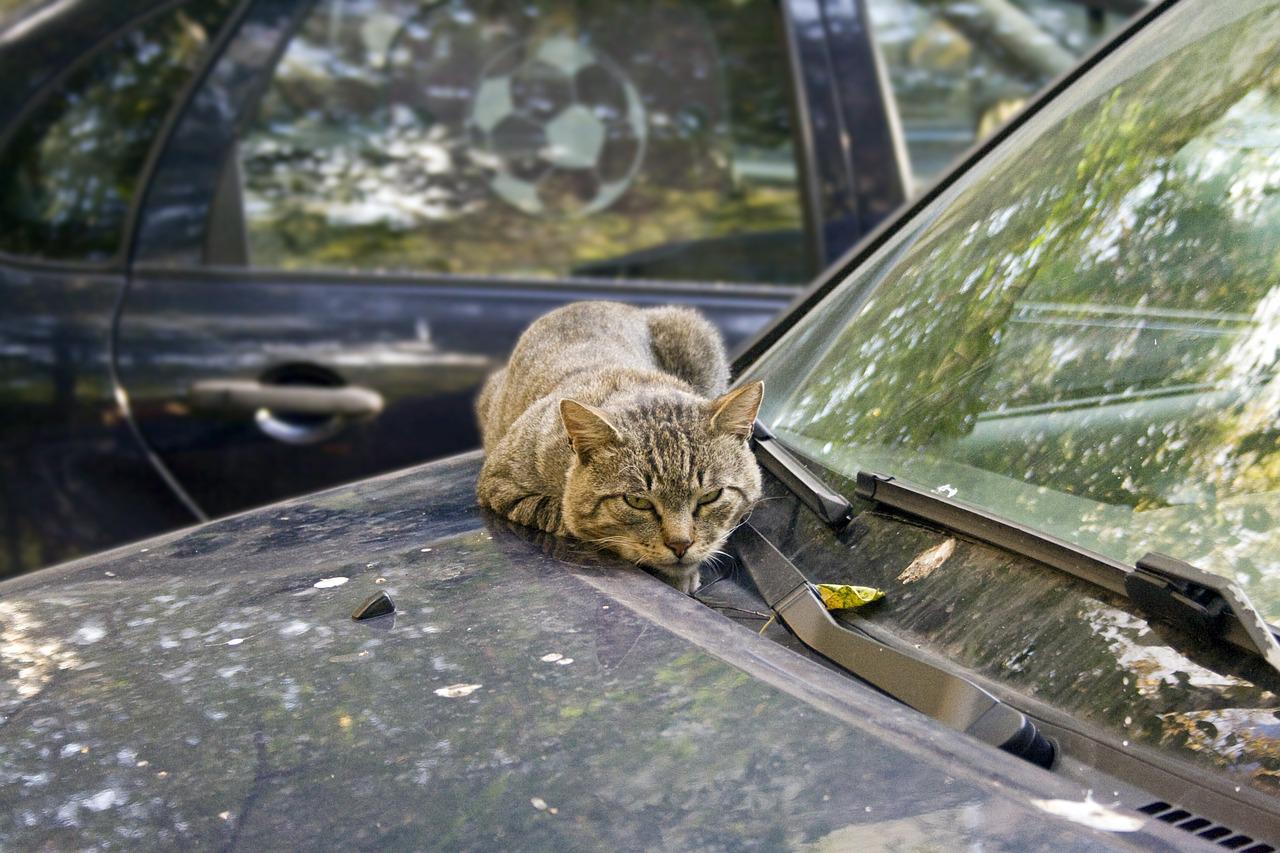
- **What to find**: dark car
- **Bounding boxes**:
[0,0,1141,578]
[4,0,1280,848]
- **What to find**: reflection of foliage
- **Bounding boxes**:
[1159,708,1280,794]
[755,5,1280,614]
[866,0,1123,184]
[0,0,233,259]
[239,0,807,282]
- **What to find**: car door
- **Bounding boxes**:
[114,0,907,518]
[0,0,239,579]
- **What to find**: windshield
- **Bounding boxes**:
[746,0,1280,624]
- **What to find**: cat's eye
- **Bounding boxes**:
[623,495,654,511]
[697,488,723,506]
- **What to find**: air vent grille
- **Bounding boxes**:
[1137,801,1274,852]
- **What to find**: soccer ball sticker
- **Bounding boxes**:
[467,36,647,217]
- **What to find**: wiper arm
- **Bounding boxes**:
[856,471,1280,676]
[751,421,853,527]
[748,422,1280,675]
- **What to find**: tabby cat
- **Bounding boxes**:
[476,301,763,593]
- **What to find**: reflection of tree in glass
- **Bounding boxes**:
[755,5,1280,614]
[0,0,232,259]
[239,0,807,282]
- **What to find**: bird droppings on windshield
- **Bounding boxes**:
[1030,796,1145,833]
[433,683,482,698]
[313,576,348,589]
[897,539,956,584]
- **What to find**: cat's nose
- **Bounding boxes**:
[664,538,693,559]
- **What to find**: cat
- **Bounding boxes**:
[476,301,763,593]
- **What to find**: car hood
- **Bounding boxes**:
[0,452,1187,850]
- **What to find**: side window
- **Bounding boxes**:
[237,0,810,284]
[866,0,1134,192]
[0,0,233,261]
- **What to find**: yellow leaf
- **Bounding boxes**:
[814,583,885,610]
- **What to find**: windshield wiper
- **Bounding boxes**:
[751,421,853,527]
[855,472,1280,675]
[749,422,1280,676]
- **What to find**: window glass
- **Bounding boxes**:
[747,3,1280,620]
[0,0,233,261]
[238,0,809,284]
[866,0,1134,191]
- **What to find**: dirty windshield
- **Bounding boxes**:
[745,1,1280,624]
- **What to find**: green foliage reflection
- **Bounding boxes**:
[752,3,1280,618]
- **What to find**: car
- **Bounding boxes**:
[4,0,1280,848]
[0,0,1143,579]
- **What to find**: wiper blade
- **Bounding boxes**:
[749,423,1280,673]
[856,471,1280,676]
[731,523,1056,768]
[751,421,853,527]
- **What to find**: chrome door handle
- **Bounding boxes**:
[189,379,384,418]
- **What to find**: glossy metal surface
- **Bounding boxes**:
[117,268,789,517]
[0,451,1191,850]
[0,258,192,578]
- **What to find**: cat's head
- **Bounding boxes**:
[558,381,764,579]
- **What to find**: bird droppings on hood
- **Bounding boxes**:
[1030,796,1145,832]
[313,577,349,589]
[540,653,563,663]
[434,683,482,698]
[72,624,106,645]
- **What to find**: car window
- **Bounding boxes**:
[0,0,234,262]
[866,0,1139,192]
[746,2,1280,622]
[234,0,810,284]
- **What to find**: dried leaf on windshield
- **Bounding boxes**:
[814,583,885,610]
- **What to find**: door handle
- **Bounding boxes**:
[189,379,384,418]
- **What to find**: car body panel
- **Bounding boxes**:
[116,269,790,516]
[0,452,1191,850]
[0,258,193,574]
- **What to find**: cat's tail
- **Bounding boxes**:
[644,306,729,397]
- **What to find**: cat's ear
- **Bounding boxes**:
[708,381,763,439]
[560,399,621,460]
